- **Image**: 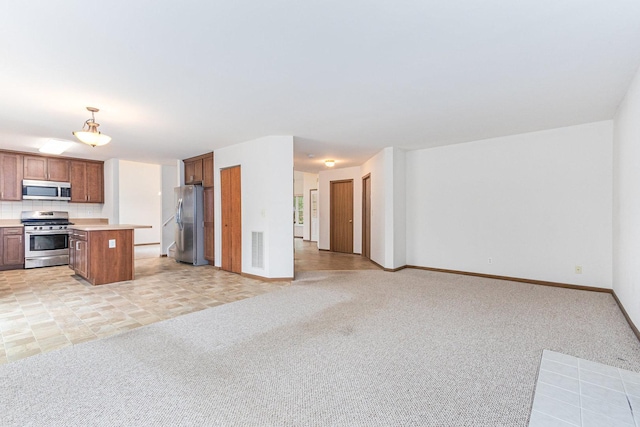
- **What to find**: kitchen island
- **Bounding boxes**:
[68,224,151,285]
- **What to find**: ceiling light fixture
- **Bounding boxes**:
[324,159,335,167]
[72,107,111,147]
[39,139,74,155]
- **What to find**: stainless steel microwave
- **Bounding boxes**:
[22,180,71,201]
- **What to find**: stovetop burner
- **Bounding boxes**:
[22,220,73,226]
[20,210,71,225]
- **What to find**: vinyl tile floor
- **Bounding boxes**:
[529,350,640,427]
[0,254,288,365]
[1,241,377,365]
[294,238,380,272]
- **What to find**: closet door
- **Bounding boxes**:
[221,166,241,273]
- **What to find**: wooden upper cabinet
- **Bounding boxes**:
[0,150,102,203]
[184,152,213,186]
[86,162,104,203]
[23,156,47,180]
[70,160,104,203]
[184,158,203,184]
[203,154,214,187]
[23,156,70,182]
[69,161,87,203]
[0,153,23,201]
[48,158,70,181]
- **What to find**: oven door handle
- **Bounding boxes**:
[25,230,71,235]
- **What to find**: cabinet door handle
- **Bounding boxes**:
[76,241,81,250]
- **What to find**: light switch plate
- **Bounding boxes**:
[109,239,116,248]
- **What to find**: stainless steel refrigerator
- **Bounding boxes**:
[174,185,208,265]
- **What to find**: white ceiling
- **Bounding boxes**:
[1,1,639,173]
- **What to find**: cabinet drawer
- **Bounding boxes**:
[2,227,23,235]
[72,230,88,240]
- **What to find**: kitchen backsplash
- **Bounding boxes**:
[0,201,104,219]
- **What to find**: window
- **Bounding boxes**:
[294,195,304,225]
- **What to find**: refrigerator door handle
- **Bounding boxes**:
[177,198,184,230]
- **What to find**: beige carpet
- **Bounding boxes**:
[1,269,639,426]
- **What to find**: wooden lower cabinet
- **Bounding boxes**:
[69,229,133,285]
[0,227,24,270]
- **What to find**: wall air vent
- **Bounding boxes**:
[252,231,264,269]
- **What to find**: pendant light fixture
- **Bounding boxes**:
[73,106,111,147]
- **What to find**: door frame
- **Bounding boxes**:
[362,173,371,259]
[309,188,318,242]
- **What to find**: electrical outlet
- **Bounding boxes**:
[109,239,116,249]
[488,257,492,264]
[575,265,582,274]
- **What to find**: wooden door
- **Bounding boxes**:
[47,158,70,182]
[362,174,371,259]
[69,161,87,202]
[86,162,104,203]
[330,180,353,253]
[204,186,215,263]
[221,166,241,273]
[0,153,23,201]
[23,156,48,180]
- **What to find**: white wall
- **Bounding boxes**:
[613,65,640,327]
[214,136,294,279]
[406,121,613,288]
[391,147,407,268]
[161,164,178,254]
[118,160,162,245]
[361,150,386,265]
[101,159,119,225]
[358,147,407,270]
[318,166,362,253]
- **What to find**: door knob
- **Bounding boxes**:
[349,220,352,223]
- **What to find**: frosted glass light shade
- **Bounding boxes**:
[73,130,111,147]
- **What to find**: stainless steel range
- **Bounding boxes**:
[21,211,72,269]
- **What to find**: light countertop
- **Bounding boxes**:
[69,224,152,232]
[0,218,110,227]
[69,218,109,225]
